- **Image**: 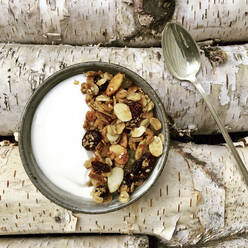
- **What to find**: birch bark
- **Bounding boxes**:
[1,44,248,135]
[0,0,247,46]
[1,140,248,246]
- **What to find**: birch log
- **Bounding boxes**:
[0,0,247,46]
[1,43,248,136]
[199,236,248,248]
[0,235,149,248]
[1,140,248,246]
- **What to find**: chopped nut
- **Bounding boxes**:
[108,167,124,193]
[128,86,139,94]
[118,190,130,203]
[96,95,111,102]
[116,122,125,134]
[127,92,141,101]
[106,73,125,96]
[114,103,132,122]
[131,126,146,138]
[74,80,80,85]
[86,111,96,122]
[105,157,113,166]
[142,112,153,119]
[81,70,164,204]
[145,128,154,144]
[109,144,129,165]
[128,137,137,151]
[119,133,128,148]
[149,136,163,157]
[81,83,87,94]
[116,89,128,102]
[84,159,92,169]
[140,119,150,128]
[103,72,113,80]
[86,71,98,77]
[135,140,146,160]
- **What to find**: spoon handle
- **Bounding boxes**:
[193,79,248,185]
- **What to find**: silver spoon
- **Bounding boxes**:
[162,22,248,185]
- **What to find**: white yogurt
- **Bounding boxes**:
[31,75,93,199]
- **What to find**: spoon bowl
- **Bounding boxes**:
[162,23,201,82]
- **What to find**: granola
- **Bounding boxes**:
[79,71,164,204]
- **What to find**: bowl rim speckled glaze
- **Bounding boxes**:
[19,61,170,214]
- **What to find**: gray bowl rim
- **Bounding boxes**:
[19,61,170,214]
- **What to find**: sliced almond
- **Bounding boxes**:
[147,101,154,112]
[96,78,107,86]
[131,126,146,138]
[149,136,163,157]
[109,144,125,155]
[96,95,111,102]
[135,140,146,160]
[127,93,141,101]
[116,122,125,134]
[140,94,149,108]
[107,133,120,144]
[106,73,125,96]
[150,117,162,131]
[107,125,117,136]
[114,103,132,122]
[140,119,150,128]
[107,167,124,193]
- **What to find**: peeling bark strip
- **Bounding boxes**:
[1,44,248,135]
[0,235,149,248]
[0,0,247,46]
[1,140,248,246]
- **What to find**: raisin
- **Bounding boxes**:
[129,102,143,119]
[124,152,156,184]
[92,161,111,174]
[82,130,102,150]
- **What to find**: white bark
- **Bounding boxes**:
[1,140,248,246]
[1,43,248,135]
[200,236,248,248]
[0,235,149,248]
[0,0,247,46]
